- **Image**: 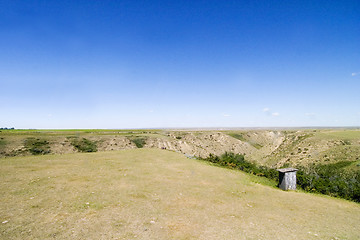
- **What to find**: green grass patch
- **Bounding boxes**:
[320,145,360,164]
[286,132,314,146]
[315,130,360,140]
[227,133,263,149]
[227,133,246,142]
[128,136,147,148]
[326,130,360,140]
[0,138,6,151]
[70,137,97,152]
[24,138,51,155]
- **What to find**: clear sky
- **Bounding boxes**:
[1,0,359,129]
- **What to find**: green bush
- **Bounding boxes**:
[201,153,360,203]
[24,138,51,155]
[202,152,277,179]
[128,137,147,148]
[70,138,97,152]
[296,161,360,202]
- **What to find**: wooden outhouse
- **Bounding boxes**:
[277,168,298,190]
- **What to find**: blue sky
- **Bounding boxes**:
[1,0,359,129]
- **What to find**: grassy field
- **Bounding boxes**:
[0,129,164,136]
[315,130,360,140]
[1,149,359,239]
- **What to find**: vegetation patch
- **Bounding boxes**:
[200,152,278,181]
[227,133,246,142]
[251,143,263,149]
[0,138,6,151]
[227,133,263,149]
[70,137,97,152]
[320,145,360,164]
[321,130,360,140]
[24,138,51,155]
[128,136,147,148]
[285,132,314,148]
[296,162,360,202]
[201,152,360,203]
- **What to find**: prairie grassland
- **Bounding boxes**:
[0,149,360,239]
[315,130,360,140]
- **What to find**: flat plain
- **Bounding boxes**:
[1,148,359,239]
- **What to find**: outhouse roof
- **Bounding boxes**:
[276,168,298,173]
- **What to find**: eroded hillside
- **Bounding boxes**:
[1,129,360,169]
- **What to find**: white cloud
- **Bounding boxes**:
[263,107,279,117]
[148,110,154,113]
[223,114,231,117]
[352,72,359,76]
[305,113,316,116]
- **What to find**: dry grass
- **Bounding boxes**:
[0,149,359,239]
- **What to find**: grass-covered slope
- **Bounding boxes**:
[0,149,359,239]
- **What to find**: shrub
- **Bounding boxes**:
[296,161,360,202]
[201,152,360,203]
[201,152,276,179]
[24,138,51,155]
[70,138,97,152]
[128,137,147,148]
